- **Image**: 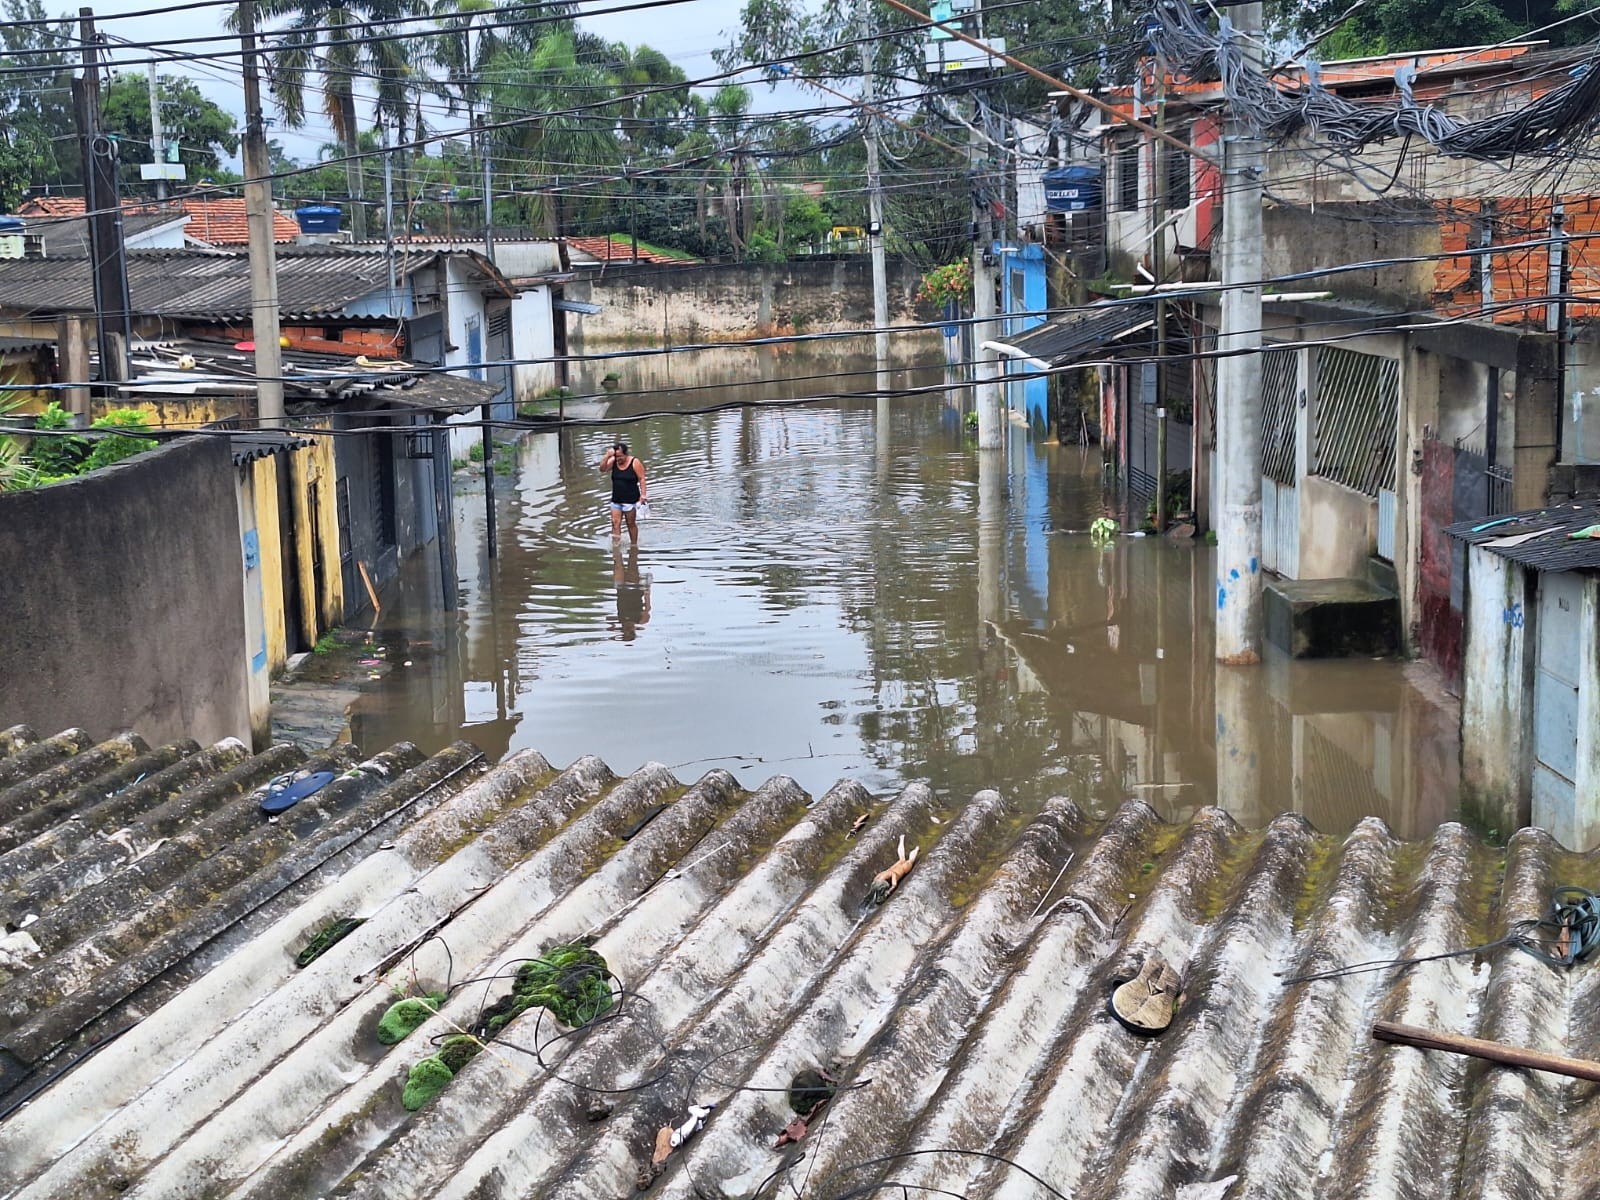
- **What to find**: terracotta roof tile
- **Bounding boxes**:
[565,233,696,265]
[15,196,299,244]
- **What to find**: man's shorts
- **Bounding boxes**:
[609,502,638,512]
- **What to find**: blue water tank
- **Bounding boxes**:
[1043,166,1101,213]
[0,215,25,233]
[295,205,342,234]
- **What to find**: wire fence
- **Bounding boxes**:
[1313,347,1398,497]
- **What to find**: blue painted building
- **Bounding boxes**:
[997,242,1049,428]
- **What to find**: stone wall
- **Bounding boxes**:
[0,437,251,746]
[567,257,926,348]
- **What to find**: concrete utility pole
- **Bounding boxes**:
[859,14,890,370]
[1213,1,1265,663]
[239,0,285,427]
[478,116,494,259]
[382,122,396,305]
[972,120,1003,448]
[147,70,167,200]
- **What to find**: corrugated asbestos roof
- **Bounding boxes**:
[996,300,1156,368]
[1447,501,1600,572]
[1,724,1596,1199]
[0,247,508,321]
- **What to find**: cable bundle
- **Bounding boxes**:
[1143,0,1600,162]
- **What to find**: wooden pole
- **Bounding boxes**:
[1372,1021,1600,1084]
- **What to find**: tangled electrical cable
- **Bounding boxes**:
[1142,0,1600,161]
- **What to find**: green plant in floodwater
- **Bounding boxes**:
[401,1055,453,1111]
[1089,517,1119,545]
[295,916,364,967]
[377,994,446,1045]
[963,410,979,430]
[313,630,338,655]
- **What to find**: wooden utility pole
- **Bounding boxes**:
[74,7,131,390]
[239,0,285,427]
[1214,1,1265,663]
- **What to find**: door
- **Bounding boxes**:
[1533,571,1583,814]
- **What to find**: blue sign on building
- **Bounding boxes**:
[1043,166,1102,213]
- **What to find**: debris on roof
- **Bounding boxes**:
[0,724,1593,1200]
[1447,501,1600,572]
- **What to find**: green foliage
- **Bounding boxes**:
[468,441,486,463]
[102,73,240,183]
[1274,0,1585,55]
[295,916,364,967]
[481,943,614,1034]
[1090,517,1120,544]
[783,192,832,247]
[26,402,86,478]
[744,228,785,263]
[917,261,972,309]
[313,630,338,655]
[401,1055,453,1111]
[376,993,446,1045]
[83,410,158,473]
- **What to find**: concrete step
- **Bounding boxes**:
[1264,577,1401,659]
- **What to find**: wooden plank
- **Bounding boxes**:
[1372,1021,1600,1083]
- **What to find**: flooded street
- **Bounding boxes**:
[343,339,1462,838]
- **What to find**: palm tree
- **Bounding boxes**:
[229,0,426,239]
[484,29,620,236]
[707,85,767,254]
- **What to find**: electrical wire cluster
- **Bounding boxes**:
[1143,0,1600,161]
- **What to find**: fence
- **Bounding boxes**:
[1260,347,1297,485]
[1313,347,1399,497]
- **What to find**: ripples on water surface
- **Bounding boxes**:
[349,340,1461,837]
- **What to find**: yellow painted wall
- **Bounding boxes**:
[0,352,54,413]
[287,425,344,642]
[250,455,289,673]
[95,395,234,429]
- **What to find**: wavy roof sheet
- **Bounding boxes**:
[0,723,1594,1200]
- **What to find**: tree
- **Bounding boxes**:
[101,73,240,187]
[231,0,427,238]
[485,29,621,235]
[0,0,74,211]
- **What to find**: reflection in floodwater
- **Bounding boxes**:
[349,338,1461,838]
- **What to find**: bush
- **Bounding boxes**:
[28,402,87,477]
[82,409,158,473]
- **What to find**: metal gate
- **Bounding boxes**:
[1533,571,1583,814]
[1260,348,1299,575]
[1313,347,1398,496]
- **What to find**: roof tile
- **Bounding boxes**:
[16,196,299,244]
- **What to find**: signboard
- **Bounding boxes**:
[1043,166,1101,213]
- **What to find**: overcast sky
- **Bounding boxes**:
[88,0,796,169]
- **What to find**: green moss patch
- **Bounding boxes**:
[437,1034,483,1073]
[401,1056,453,1111]
[296,917,365,968]
[376,994,447,1045]
[480,943,615,1035]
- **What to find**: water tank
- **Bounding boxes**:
[295,205,342,234]
[0,215,24,233]
[1043,166,1101,213]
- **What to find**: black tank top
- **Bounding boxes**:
[611,459,641,504]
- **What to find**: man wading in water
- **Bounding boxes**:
[599,440,647,543]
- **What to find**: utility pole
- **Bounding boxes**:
[74,7,131,390]
[478,116,494,259]
[382,122,396,307]
[1153,54,1169,533]
[480,154,498,562]
[1214,1,1264,663]
[239,0,285,427]
[972,122,1002,448]
[147,70,167,200]
[859,12,890,370]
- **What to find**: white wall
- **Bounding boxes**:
[1461,545,1532,831]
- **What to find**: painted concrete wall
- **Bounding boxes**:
[1296,476,1376,580]
[567,258,923,348]
[511,284,557,401]
[250,455,289,674]
[0,438,251,746]
[1461,544,1535,832]
[235,468,272,748]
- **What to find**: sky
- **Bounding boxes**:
[86,0,800,171]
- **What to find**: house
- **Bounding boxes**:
[15,194,300,246]
[1,718,1596,1197]
[993,43,1600,672]
[1447,502,1600,844]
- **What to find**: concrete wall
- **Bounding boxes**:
[236,467,272,747]
[1261,203,1443,310]
[1461,545,1535,832]
[1531,572,1600,848]
[0,438,251,746]
[1297,476,1377,580]
[566,258,924,348]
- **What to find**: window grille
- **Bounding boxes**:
[1260,348,1297,485]
[1313,347,1398,496]
[1164,147,1190,211]
[1117,143,1139,212]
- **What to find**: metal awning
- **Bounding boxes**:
[226,430,315,465]
[984,301,1156,371]
[554,297,603,315]
[1446,502,1600,573]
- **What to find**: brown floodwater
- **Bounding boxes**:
[344,338,1463,838]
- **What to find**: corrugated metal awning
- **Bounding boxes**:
[984,300,1155,370]
[554,297,603,315]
